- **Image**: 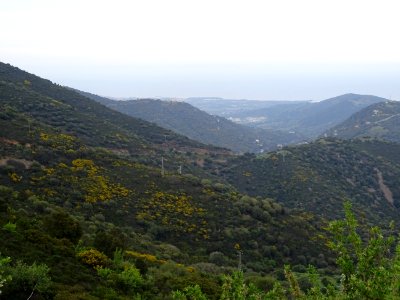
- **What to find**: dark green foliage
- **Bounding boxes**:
[173,202,400,299]
[3,261,52,299]
[215,138,400,226]
[93,229,127,257]
[44,211,82,243]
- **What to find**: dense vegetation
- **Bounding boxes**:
[213,138,400,227]
[171,202,400,299]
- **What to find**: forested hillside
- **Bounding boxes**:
[213,138,400,227]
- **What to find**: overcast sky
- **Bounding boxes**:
[1,0,400,100]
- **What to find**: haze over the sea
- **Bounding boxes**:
[1,0,400,100]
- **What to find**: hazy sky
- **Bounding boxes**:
[1,0,400,100]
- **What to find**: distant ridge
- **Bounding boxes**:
[191,93,388,138]
[325,100,400,142]
[78,91,306,153]
[185,97,306,117]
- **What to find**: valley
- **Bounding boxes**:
[1,62,400,299]
[77,91,306,153]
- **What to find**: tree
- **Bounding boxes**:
[172,285,208,300]
[284,201,400,299]
[325,201,399,299]
[5,261,51,299]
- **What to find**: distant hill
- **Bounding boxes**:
[78,92,306,153]
[185,97,306,117]
[325,100,400,142]
[207,94,387,138]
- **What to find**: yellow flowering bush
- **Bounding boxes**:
[77,249,108,268]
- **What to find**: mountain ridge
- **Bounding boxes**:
[193,93,388,138]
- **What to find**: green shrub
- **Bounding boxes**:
[2,222,17,233]
[96,267,113,279]
[4,261,52,298]
[116,265,143,293]
[172,284,208,300]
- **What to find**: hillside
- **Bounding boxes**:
[325,100,400,142]
[78,93,305,153]
[0,62,331,298]
[0,63,221,155]
[212,138,400,226]
[223,94,387,138]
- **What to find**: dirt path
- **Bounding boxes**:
[375,113,400,124]
[375,168,394,205]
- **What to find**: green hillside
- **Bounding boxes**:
[325,100,400,142]
[77,92,305,153]
[0,63,220,154]
[0,62,331,299]
[214,138,400,226]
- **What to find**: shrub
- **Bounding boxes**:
[4,261,51,298]
[77,249,108,268]
[171,284,207,300]
[44,211,82,243]
[116,265,143,292]
[2,222,17,233]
